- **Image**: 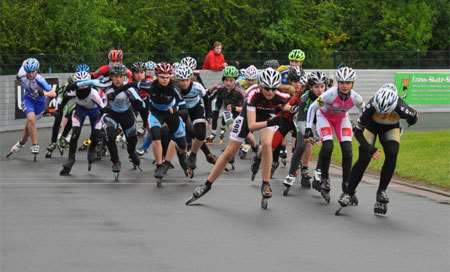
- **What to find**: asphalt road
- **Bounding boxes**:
[1,128,449,272]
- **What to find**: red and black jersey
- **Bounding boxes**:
[280,94,301,120]
[242,87,289,121]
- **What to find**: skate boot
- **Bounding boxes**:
[178,152,194,178]
[60,156,75,176]
[335,193,352,215]
[374,191,389,215]
[300,168,312,189]
[112,161,121,182]
[30,144,40,162]
[136,147,146,156]
[87,148,97,171]
[129,152,142,171]
[154,162,171,187]
[279,147,287,167]
[206,133,216,144]
[7,141,25,158]
[186,182,212,205]
[283,174,296,196]
[312,168,322,191]
[187,152,197,170]
[250,155,261,181]
[45,143,57,158]
[219,129,226,144]
[319,178,331,204]
[261,182,272,209]
[270,161,279,178]
[206,153,217,165]
[78,138,90,151]
[239,144,249,159]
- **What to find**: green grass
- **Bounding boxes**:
[312,129,450,190]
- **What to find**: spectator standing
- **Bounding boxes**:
[202,41,227,71]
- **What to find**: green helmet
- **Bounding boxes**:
[222,66,239,79]
[288,49,305,62]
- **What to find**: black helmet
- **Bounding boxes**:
[110,63,127,75]
[131,61,145,73]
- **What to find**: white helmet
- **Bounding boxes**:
[308,71,328,85]
[74,71,91,81]
[180,57,197,70]
[258,68,281,89]
[172,62,180,71]
[244,65,258,80]
[373,83,399,114]
[175,64,193,80]
[335,66,356,82]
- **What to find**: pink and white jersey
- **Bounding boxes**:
[306,86,364,128]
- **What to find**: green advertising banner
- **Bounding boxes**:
[394,72,450,105]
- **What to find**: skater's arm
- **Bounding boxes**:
[247,108,267,131]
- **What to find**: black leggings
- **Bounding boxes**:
[104,110,138,163]
[319,140,352,191]
[347,140,399,195]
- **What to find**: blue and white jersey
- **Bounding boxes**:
[105,85,144,113]
[178,81,206,109]
[17,66,52,100]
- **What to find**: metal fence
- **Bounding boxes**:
[1,50,449,75]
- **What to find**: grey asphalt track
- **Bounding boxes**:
[1,128,449,272]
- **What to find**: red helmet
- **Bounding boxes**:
[155,62,173,75]
[108,49,123,62]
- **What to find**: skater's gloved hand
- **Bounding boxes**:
[304,128,314,140]
[267,116,283,127]
[289,104,299,114]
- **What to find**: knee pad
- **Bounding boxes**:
[151,127,162,141]
[124,123,137,138]
[193,122,206,141]
[105,127,117,143]
[173,137,187,150]
[71,127,82,141]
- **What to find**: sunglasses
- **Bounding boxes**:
[263,87,277,92]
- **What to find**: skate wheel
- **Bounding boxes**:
[261,198,269,209]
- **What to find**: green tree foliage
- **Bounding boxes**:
[0,0,448,72]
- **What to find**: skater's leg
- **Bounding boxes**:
[26,112,38,145]
[260,128,275,183]
[340,141,353,192]
[191,120,207,154]
[104,115,120,163]
[51,110,63,143]
[288,131,305,176]
[318,140,333,180]
[378,139,399,193]
[206,140,241,183]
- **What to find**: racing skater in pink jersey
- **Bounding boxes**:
[304,67,364,204]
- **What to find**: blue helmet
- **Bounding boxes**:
[76,63,90,73]
[74,71,91,81]
[23,58,40,73]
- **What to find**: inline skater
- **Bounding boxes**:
[141,62,189,184]
[59,71,106,175]
[102,64,145,181]
[186,68,289,209]
[173,65,212,172]
[336,83,418,215]
[283,71,326,195]
[7,58,56,161]
[46,64,90,158]
[304,67,364,203]
[205,66,244,144]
